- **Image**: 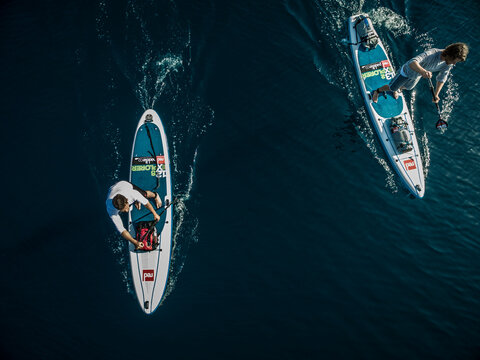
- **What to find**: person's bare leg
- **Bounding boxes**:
[393,87,404,99]
[372,84,391,103]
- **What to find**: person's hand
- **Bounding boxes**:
[432,94,440,103]
[421,70,432,78]
[153,213,160,222]
[135,241,144,250]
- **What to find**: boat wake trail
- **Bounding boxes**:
[162,148,200,302]
[353,108,398,194]
[136,54,184,110]
[94,0,214,302]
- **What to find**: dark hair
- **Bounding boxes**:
[113,194,128,210]
[443,43,469,62]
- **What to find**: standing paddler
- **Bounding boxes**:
[372,43,469,104]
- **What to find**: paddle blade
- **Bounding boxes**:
[436,119,448,130]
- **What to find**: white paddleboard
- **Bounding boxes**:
[347,14,425,198]
[128,109,173,314]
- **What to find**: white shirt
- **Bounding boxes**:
[106,181,148,233]
[400,48,452,83]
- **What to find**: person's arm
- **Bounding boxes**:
[110,212,143,249]
[432,81,444,103]
[409,61,432,78]
[121,230,144,249]
[131,188,159,220]
[144,202,160,222]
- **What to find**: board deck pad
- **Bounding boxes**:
[357,47,403,118]
[131,123,168,232]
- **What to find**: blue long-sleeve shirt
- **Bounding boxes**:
[400,48,453,83]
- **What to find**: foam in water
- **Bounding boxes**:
[415,32,435,51]
[353,108,398,194]
[441,80,459,124]
[161,148,200,303]
[369,7,412,38]
[96,1,110,42]
[420,132,430,178]
[410,90,429,178]
[136,54,183,109]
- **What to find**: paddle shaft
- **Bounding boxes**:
[427,77,448,129]
[135,196,178,224]
[137,197,178,245]
[428,78,442,117]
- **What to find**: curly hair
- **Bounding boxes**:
[443,43,469,62]
[113,194,128,210]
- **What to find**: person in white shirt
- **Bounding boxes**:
[372,43,469,103]
[106,181,162,249]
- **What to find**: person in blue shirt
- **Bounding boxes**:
[372,43,469,103]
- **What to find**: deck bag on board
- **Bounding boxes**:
[135,221,159,251]
[390,116,413,154]
[355,15,378,50]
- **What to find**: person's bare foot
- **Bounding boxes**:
[393,90,401,99]
[372,89,381,103]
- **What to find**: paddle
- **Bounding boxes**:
[155,196,178,219]
[427,77,448,130]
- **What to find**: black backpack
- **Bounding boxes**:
[355,15,379,50]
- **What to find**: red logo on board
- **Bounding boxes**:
[381,60,391,68]
[404,159,416,171]
[143,270,154,282]
[156,156,165,165]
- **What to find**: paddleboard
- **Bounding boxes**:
[128,109,173,314]
[347,14,425,198]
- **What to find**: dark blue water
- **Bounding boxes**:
[2,0,480,359]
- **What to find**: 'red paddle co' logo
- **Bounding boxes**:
[381,60,391,68]
[156,156,165,165]
[404,159,416,171]
[143,270,155,282]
